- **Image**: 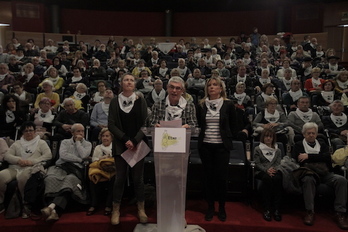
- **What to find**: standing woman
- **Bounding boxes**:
[108,74,148,225]
[196,77,237,221]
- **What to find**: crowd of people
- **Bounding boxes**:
[0,30,348,229]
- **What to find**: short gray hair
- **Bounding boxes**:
[62,97,75,106]
[302,122,318,134]
[168,76,185,90]
[71,123,84,133]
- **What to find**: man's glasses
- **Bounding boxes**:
[168,85,183,91]
[23,129,35,133]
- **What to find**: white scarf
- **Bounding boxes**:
[329,64,338,72]
[234,92,246,105]
[93,92,104,103]
[224,59,232,66]
[71,76,82,82]
[321,91,334,103]
[73,91,86,100]
[100,143,112,157]
[101,102,110,116]
[204,56,213,65]
[165,96,187,121]
[261,92,273,102]
[205,97,223,117]
[303,139,320,154]
[178,66,188,78]
[20,135,40,159]
[15,91,26,101]
[0,73,7,82]
[5,110,15,123]
[118,92,136,113]
[259,142,278,162]
[37,109,54,123]
[48,77,59,85]
[243,58,251,65]
[304,66,312,76]
[311,78,321,88]
[264,109,280,123]
[142,77,153,90]
[237,75,246,83]
[261,66,271,75]
[336,80,348,90]
[259,77,271,86]
[330,113,347,128]
[25,72,34,83]
[151,58,159,65]
[282,78,292,91]
[159,67,168,77]
[296,108,313,122]
[316,51,324,57]
[152,89,166,103]
[273,45,280,52]
[289,89,303,102]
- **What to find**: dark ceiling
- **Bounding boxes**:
[7,0,348,12]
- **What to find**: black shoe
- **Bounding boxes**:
[205,208,214,221]
[218,207,226,222]
[263,210,272,221]
[0,203,4,214]
[273,210,282,221]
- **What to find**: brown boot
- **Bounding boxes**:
[111,203,120,225]
[304,210,315,226]
[137,202,148,224]
[334,212,348,230]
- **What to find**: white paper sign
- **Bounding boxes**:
[154,128,186,153]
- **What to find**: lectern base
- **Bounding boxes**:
[133,223,206,232]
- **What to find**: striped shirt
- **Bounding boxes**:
[203,110,222,144]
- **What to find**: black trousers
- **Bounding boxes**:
[89,177,114,208]
[199,142,230,207]
[256,171,283,211]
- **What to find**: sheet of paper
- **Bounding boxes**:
[121,140,151,167]
[160,119,182,128]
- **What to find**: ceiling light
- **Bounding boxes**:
[0,23,10,27]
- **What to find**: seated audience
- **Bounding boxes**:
[253,128,283,222]
[0,121,52,218]
[136,70,154,96]
[18,63,40,94]
[88,59,107,82]
[31,97,55,140]
[40,67,64,93]
[292,122,348,229]
[44,57,68,78]
[288,96,323,142]
[90,89,114,141]
[70,83,90,111]
[64,67,89,96]
[335,71,348,95]
[34,80,60,110]
[12,81,33,114]
[146,79,167,109]
[41,123,92,222]
[0,94,26,139]
[304,67,325,94]
[0,63,15,94]
[322,100,348,150]
[255,83,279,113]
[253,97,294,147]
[282,79,309,112]
[87,128,114,216]
[90,80,107,106]
[53,98,89,139]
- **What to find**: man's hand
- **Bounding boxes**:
[298,153,308,163]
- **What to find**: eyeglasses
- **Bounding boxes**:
[168,85,183,91]
[23,129,35,133]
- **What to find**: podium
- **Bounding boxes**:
[134,128,205,232]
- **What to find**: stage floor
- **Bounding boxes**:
[0,199,344,232]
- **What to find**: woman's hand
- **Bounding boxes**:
[125,140,135,150]
[267,167,277,177]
